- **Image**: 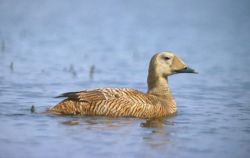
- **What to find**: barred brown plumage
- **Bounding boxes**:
[48,52,197,118]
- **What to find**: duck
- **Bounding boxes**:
[48,52,197,118]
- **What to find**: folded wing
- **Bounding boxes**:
[48,88,159,117]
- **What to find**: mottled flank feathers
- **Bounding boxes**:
[49,88,177,118]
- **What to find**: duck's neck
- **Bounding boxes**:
[147,74,170,95]
[147,75,177,113]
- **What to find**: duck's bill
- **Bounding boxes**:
[175,67,198,74]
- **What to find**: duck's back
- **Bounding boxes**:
[48,88,167,118]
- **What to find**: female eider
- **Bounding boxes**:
[48,52,197,118]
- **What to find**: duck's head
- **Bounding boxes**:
[149,51,197,78]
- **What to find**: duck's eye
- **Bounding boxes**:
[163,56,170,60]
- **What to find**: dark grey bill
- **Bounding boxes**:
[175,67,197,74]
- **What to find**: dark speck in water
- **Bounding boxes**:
[1,40,5,52]
[69,64,77,77]
[10,61,14,71]
[89,65,95,80]
[30,105,35,113]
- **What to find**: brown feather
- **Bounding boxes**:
[48,88,175,118]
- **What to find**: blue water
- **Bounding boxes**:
[0,0,250,158]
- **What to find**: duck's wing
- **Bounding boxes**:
[55,90,106,103]
[49,88,157,117]
[56,88,154,104]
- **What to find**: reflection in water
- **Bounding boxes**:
[141,118,166,128]
[58,116,175,153]
[61,120,80,126]
[141,118,174,152]
[59,116,137,128]
[59,116,174,129]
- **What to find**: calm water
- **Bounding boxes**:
[0,0,250,158]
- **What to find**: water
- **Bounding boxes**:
[0,0,250,158]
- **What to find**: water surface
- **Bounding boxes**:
[0,0,250,158]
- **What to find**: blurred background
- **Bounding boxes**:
[0,0,250,158]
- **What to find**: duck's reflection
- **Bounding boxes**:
[141,118,175,150]
[59,116,175,151]
[59,116,175,129]
[59,116,136,128]
[140,118,165,128]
